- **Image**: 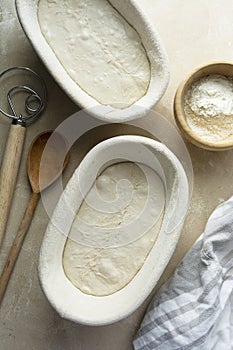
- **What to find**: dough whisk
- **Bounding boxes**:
[0,66,47,249]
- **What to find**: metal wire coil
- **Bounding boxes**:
[0,66,47,126]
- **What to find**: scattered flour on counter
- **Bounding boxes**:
[184,74,233,142]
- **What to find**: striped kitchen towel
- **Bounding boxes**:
[134,195,233,350]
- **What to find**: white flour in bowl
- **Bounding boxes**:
[184,74,233,142]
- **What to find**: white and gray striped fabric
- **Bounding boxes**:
[134,195,233,350]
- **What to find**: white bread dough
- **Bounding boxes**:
[63,162,165,296]
[38,0,151,108]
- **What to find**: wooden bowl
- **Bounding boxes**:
[174,62,233,151]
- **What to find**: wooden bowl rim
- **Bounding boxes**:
[174,61,233,151]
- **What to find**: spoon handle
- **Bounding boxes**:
[0,124,26,249]
[0,191,40,305]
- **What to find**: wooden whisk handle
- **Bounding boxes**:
[0,124,26,249]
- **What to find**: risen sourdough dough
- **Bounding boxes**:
[38,0,151,107]
[63,162,165,296]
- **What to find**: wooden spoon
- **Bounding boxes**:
[0,130,69,304]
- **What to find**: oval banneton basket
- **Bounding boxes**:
[39,136,189,326]
[16,0,169,122]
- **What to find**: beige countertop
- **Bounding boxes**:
[1,1,233,349]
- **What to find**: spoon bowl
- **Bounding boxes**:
[27,131,69,193]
